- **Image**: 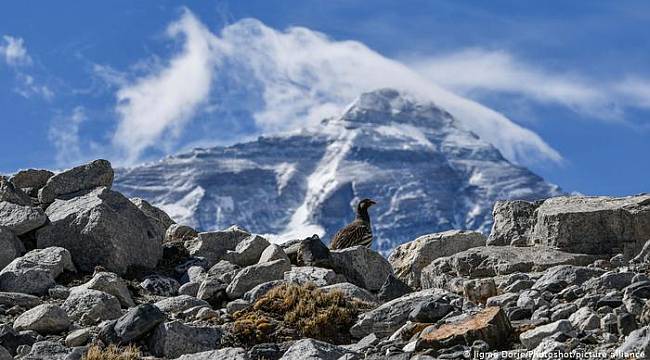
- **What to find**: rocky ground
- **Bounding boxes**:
[0,159,649,359]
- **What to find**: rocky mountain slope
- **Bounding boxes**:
[0,159,650,359]
[114,89,561,253]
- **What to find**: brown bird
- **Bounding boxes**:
[330,198,376,250]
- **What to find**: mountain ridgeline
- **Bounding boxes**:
[114,89,561,253]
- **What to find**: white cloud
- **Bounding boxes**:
[0,35,32,66]
[49,107,87,165]
[112,10,226,164]
[110,13,562,166]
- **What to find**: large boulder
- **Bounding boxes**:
[9,169,53,197]
[280,338,357,360]
[149,320,221,358]
[38,159,114,205]
[71,271,134,307]
[0,227,24,270]
[114,303,166,343]
[0,247,75,295]
[350,288,457,338]
[224,235,270,266]
[0,202,47,236]
[388,230,485,288]
[62,289,121,325]
[0,177,33,206]
[615,326,650,359]
[226,259,291,299]
[154,295,210,315]
[185,226,251,267]
[130,197,175,234]
[519,319,573,349]
[36,187,163,274]
[330,245,393,291]
[421,246,598,286]
[13,304,70,334]
[489,195,650,257]
[531,265,606,292]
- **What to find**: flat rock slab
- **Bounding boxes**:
[38,159,113,204]
[330,245,393,291]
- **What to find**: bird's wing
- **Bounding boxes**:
[330,221,372,249]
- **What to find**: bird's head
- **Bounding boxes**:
[357,198,377,212]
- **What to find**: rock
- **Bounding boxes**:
[389,230,486,288]
[0,176,33,206]
[632,239,650,264]
[330,246,393,291]
[242,280,287,303]
[140,275,180,297]
[165,223,198,243]
[149,320,221,358]
[114,303,166,343]
[226,299,250,314]
[550,303,578,321]
[618,312,638,336]
[532,265,606,292]
[130,197,175,233]
[65,328,92,347]
[568,307,600,331]
[463,278,497,304]
[611,253,627,267]
[284,266,338,286]
[0,292,42,309]
[376,274,413,302]
[504,279,534,293]
[197,278,228,307]
[0,227,23,270]
[9,169,53,197]
[178,282,200,297]
[36,187,163,274]
[488,195,650,257]
[226,259,291,299]
[486,293,519,308]
[280,338,357,360]
[206,260,240,283]
[185,226,251,267]
[0,346,8,360]
[519,319,573,349]
[350,288,456,338]
[62,289,121,325]
[531,339,568,360]
[154,295,210,315]
[615,325,650,358]
[38,159,114,204]
[13,304,70,334]
[296,235,332,267]
[21,340,82,360]
[487,200,539,246]
[225,235,270,266]
[0,247,75,295]
[583,271,635,291]
[409,298,454,323]
[258,244,290,264]
[418,307,512,350]
[72,271,134,308]
[0,324,35,355]
[421,246,598,284]
[0,202,47,236]
[175,348,249,360]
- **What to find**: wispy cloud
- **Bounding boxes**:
[48,107,87,166]
[0,35,32,66]
[1,35,53,100]
[108,11,561,167]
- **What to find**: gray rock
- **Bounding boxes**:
[504,279,534,293]
[0,227,24,270]
[13,304,70,334]
[140,275,180,297]
[62,289,121,325]
[21,341,82,360]
[284,266,338,286]
[130,197,175,234]
[532,265,606,292]
[226,259,291,299]
[154,295,210,315]
[197,278,228,307]
[489,195,650,257]
[615,325,650,358]
[388,230,485,288]
[64,328,92,347]
[9,169,53,197]
[331,246,393,291]
[463,278,497,304]
[0,247,75,295]
[179,282,200,297]
[321,282,377,303]
[409,299,453,323]
[226,299,250,314]
[225,235,270,266]
[583,271,635,291]
[242,280,286,303]
[350,288,456,338]
[36,187,163,274]
[185,226,251,267]
[568,307,600,331]
[487,200,539,246]
[421,246,597,284]
[296,235,332,268]
[0,346,9,360]
[38,159,114,205]
[0,292,42,309]
[71,271,134,308]
[531,339,568,360]
[376,274,413,302]
[519,319,573,349]
[258,244,290,263]
[114,303,166,343]
[632,239,650,264]
[550,303,577,321]
[165,223,198,243]
[280,338,357,360]
[0,201,47,236]
[175,347,249,360]
[206,260,240,283]
[486,293,519,308]
[0,176,33,206]
[149,320,221,358]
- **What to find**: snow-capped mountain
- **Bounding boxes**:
[114,89,562,253]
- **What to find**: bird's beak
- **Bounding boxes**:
[369,200,377,206]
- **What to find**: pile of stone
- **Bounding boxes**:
[0,159,649,360]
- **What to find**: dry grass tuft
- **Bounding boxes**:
[231,282,369,345]
[83,344,141,360]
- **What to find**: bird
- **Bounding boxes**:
[330,198,377,250]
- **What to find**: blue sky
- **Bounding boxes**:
[1,1,649,196]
